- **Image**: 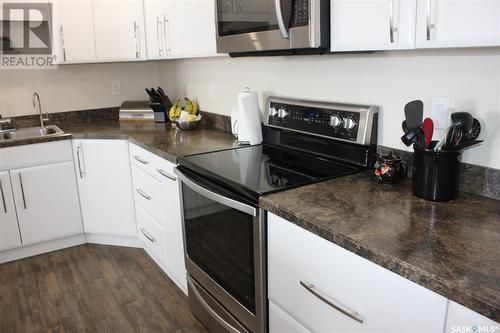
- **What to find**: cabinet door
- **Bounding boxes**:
[268,213,447,332]
[445,301,499,332]
[144,0,167,59]
[331,0,417,51]
[10,162,83,246]
[164,0,217,58]
[74,140,137,238]
[53,0,97,63]
[416,0,500,48]
[158,168,186,292]
[92,0,146,61]
[0,171,22,251]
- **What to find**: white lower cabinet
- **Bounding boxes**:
[0,171,22,251]
[445,301,499,333]
[129,143,186,293]
[73,140,137,240]
[268,212,448,333]
[10,162,83,246]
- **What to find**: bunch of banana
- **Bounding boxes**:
[168,99,182,121]
[184,97,198,115]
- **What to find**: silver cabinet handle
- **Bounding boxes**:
[300,281,364,324]
[133,155,149,165]
[426,0,435,41]
[163,13,170,55]
[0,180,7,213]
[274,0,289,39]
[59,25,67,62]
[157,169,176,181]
[18,174,27,210]
[133,21,140,58]
[76,144,85,178]
[156,16,163,57]
[140,228,156,242]
[186,276,243,333]
[389,0,398,43]
[136,188,152,200]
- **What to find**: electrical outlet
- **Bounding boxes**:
[431,96,451,130]
[208,81,215,99]
[112,81,121,96]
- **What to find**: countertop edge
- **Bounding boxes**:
[260,196,500,322]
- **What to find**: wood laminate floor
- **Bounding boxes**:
[0,244,208,333]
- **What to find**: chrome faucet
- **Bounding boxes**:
[33,92,49,129]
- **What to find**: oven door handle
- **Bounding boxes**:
[175,168,257,217]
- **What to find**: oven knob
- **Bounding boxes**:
[343,117,357,132]
[329,115,342,128]
[278,108,289,118]
[269,107,278,117]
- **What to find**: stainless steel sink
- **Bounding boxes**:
[0,125,64,141]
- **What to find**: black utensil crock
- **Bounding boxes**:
[412,145,461,202]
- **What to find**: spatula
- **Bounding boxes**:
[404,100,424,130]
[421,118,434,148]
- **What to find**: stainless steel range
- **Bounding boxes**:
[175,96,379,333]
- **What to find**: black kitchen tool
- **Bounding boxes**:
[451,112,473,131]
[451,140,484,151]
[467,118,481,140]
[404,100,424,130]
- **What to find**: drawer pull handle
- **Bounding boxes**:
[136,189,152,200]
[157,169,176,181]
[0,180,7,213]
[140,228,156,243]
[300,281,364,324]
[133,155,149,165]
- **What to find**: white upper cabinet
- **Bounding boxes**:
[0,171,22,252]
[144,0,218,60]
[415,0,500,48]
[53,0,97,63]
[92,0,147,61]
[331,0,417,51]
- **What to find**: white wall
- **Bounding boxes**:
[159,49,500,169]
[0,61,160,117]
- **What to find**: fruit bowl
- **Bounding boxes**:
[174,119,201,130]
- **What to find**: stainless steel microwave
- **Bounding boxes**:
[216,0,330,57]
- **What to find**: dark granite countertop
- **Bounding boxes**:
[0,120,238,163]
[260,173,500,322]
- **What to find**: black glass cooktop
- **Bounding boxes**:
[178,144,361,202]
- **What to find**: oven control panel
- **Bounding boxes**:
[266,97,378,146]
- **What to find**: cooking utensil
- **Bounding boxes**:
[467,118,481,140]
[434,125,453,151]
[451,139,483,151]
[404,100,424,130]
[421,118,434,148]
[451,112,473,131]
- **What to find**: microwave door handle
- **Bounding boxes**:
[275,0,291,39]
[174,169,257,217]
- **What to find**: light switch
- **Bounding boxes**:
[431,97,450,130]
[112,81,121,96]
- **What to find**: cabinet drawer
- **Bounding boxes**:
[269,300,311,333]
[136,205,167,265]
[268,213,447,333]
[131,165,166,225]
[0,140,73,171]
[129,143,176,182]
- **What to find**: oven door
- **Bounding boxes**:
[216,0,316,53]
[175,167,266,333]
